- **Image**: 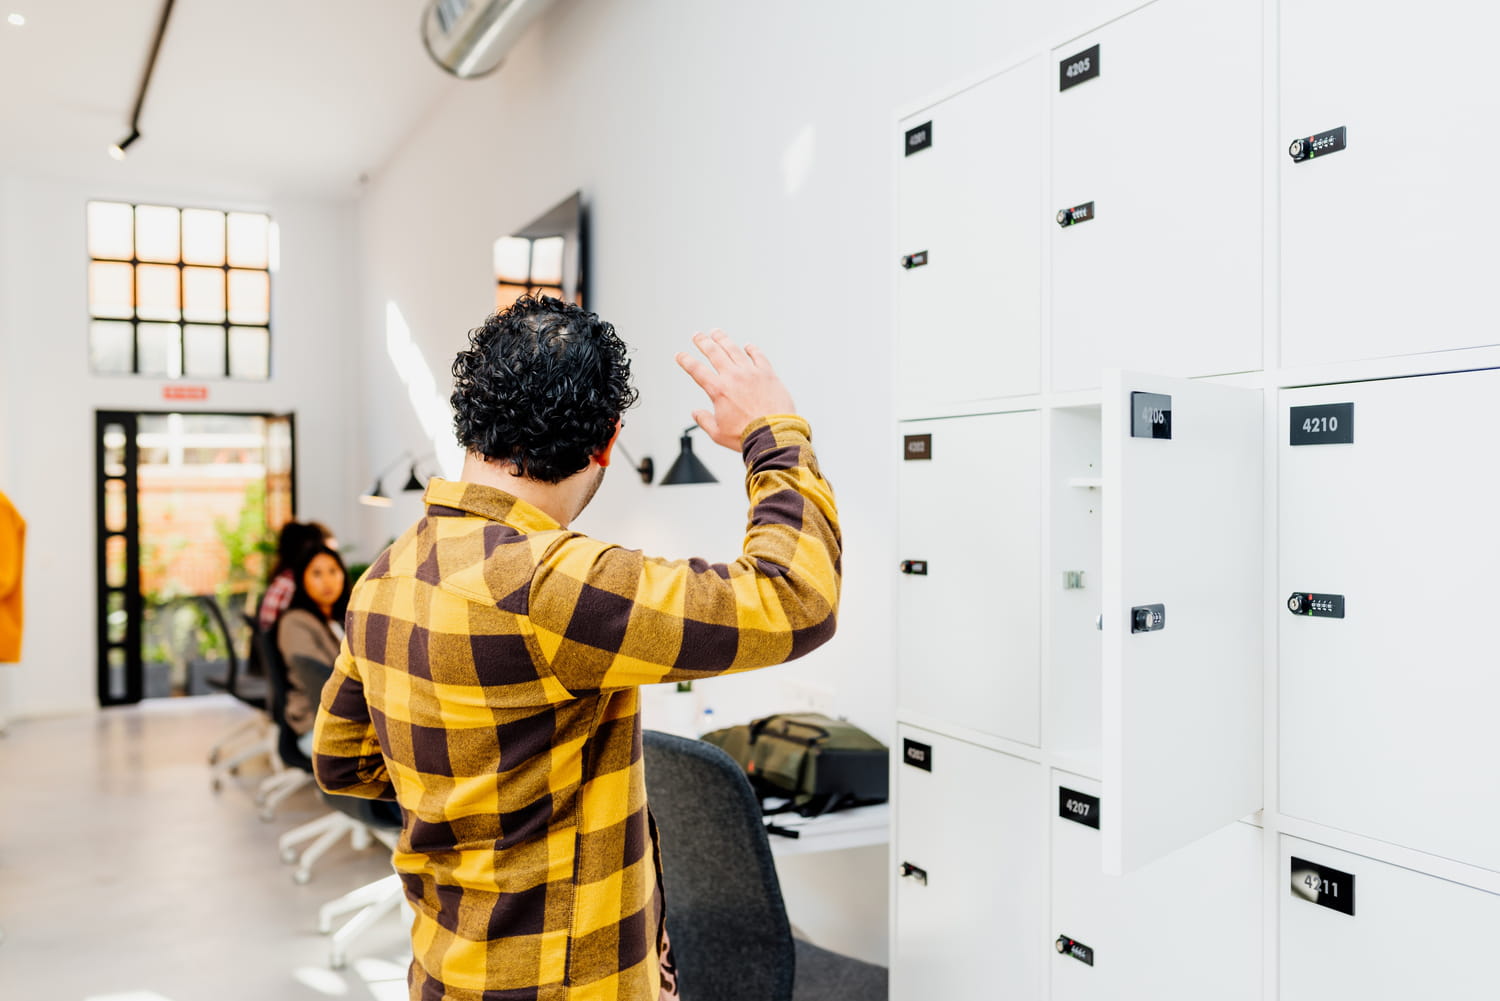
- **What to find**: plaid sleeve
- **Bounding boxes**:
[529,415,841,692]
[311,637,396,800]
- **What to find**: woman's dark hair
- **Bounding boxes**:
[269,520,336,580]
[450,294,638,483]
[286,544,348,625]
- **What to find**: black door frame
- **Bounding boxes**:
[94,409,297,707]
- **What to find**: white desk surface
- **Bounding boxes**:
[764,802,890,857]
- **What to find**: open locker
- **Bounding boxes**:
[1279,370,1500,873]
[892,725,1044,1001]
[1050,771,1261,1001]
[1048,0,1262,391]
[897,54,1045,417]
[1280,837,1500,999]
[1048,373,1263,875]
[897,410,1042,746]
[1281,2,1500,368]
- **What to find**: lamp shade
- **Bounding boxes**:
[402,465,426,492]
[660,431,718,485]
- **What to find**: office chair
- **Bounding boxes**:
[642,729,888,1001]
[206,605,275,791]
[315,793,406,969]
[254,626,314,820]
[276,654,393,883]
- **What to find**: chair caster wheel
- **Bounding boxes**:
[208,750,220,765]
[259,808,275,822]
[228,765,240,776]
[281,847,300,864]
[330,955,346,971]
[293,869,312,885]
[211,779,222,793]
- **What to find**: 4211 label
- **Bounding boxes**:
[1290,857,1355,916]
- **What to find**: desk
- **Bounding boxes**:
[764,802,889,858]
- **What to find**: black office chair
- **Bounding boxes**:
[206,603,274,789]
[643,729,888,1001]
[253,626,314,820]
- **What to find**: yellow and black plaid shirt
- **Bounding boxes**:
[312,415,841,1001]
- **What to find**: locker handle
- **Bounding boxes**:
[899,861,928,885]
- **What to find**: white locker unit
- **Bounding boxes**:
[1034,375,1263,872]
[1281,3,1500,368]
[1049,0,1262,391]
[892,726,1044,1001]
[1050,772,1261,1001]
[897,56,1046,416]
[1280,837,1500,999]
[897,411,1042,745]
[1279,370,1500,873]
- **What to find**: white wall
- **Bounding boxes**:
[353,0,1159,744]
[0,171,361,719]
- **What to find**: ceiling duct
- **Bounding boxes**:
[421,0,558,79]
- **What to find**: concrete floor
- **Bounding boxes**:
[0,695,412,1001]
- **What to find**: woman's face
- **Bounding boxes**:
[303,553,345,615]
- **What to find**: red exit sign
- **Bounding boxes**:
[162,385,209,402]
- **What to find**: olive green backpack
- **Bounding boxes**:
[701,712,889,819]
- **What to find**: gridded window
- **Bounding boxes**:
[494,235,573,312]
[87,201,272,380]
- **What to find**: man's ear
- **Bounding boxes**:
[594,421,623,468]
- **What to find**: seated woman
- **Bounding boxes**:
[276,544,347,755]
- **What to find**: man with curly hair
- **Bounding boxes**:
[312,295,841,1001]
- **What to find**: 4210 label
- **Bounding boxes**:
[1289,403,1354,446]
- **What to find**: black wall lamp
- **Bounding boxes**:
[360,453,434,507]
[660,425,718,485]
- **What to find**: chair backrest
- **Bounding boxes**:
[256,624,310,771]
[643,729,796,1001]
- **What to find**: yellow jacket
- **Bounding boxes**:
[0,490,24,663]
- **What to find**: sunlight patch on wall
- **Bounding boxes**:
[385,301,462,478]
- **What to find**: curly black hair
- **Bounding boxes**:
[451,295,639,483]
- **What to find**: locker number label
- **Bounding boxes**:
[1131,392,1173,439]
[1058,787,1100,829]
[1290,857,1355,916]
[1289,403,1354,445]
[1059,44,1100,91]
[905,121,933,156]
[902,738,933,772]
[903,433,932,460]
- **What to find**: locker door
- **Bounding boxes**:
[897,56,1045,414]
[1281,4,1500,367]
[1051,772,1261,1001]
[1279,371,1500,872]
[892,726,1043,1001]
[1050,0,1262,391]
[897,412,1042,745]
[1280,837,1500,999]
[1102,372,1263,874]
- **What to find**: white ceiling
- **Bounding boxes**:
[0,0,458,198]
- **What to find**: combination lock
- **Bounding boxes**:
[900,559,928,575]
[900,250,929,270]
[1056,201,1095,227]
[1130,604,1165,633]
[1287,592,1345,618]
[899,861,928,885]
[1288,126,1347,163]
